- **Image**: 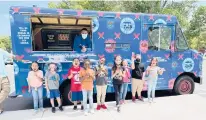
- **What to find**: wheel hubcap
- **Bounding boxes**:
[179,80,192,94]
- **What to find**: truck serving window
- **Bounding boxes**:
[148,26,171,51]
[31,15,92,51]
[176,25,189,50]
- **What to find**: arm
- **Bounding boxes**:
[111,70,117,79]
[122,69,126,78]
[68,69,73,79]
[56,74,60,82]
[86,38,92,49]
[27,72,31,92]
[89,70,95,80]
[146,66,150,75]
[131,61,135,70]
[44,72,49,91]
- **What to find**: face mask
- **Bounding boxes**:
[82,34,88,39]
[136,58,140,63]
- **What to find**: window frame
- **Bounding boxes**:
[175,24,189,51]
[148,25,173,51]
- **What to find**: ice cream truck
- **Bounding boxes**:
[9,6,202,103]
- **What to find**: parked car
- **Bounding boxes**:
[5,58,13,65]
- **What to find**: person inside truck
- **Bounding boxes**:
[73,28,92,53]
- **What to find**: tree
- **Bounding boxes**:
[48,0,198,49]
[187,6,206,49]
[0,36,12,52]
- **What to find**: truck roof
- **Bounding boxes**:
[9,6,177,20]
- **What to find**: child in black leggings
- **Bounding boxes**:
[111,55,125,112]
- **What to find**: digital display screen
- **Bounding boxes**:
[58,34,69,41]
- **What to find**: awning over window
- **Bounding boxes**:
[31,15,91,25]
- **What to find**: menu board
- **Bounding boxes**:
[58,34,69,41]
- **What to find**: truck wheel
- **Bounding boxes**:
[173,76,195,95]
[62,83,73,105]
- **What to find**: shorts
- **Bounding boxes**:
[50,89,60,99]
[71,91,83,101]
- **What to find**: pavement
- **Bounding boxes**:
[1,94,206,120]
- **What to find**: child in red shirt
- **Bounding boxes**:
[68,58,83,110]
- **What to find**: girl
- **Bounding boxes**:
[146,57,165,103]
[120,60,131,104]
[79,59,95,116]
[111,55,125,112]
[27,61,44,114]
[45,63,63,113]
[95,56,108,110]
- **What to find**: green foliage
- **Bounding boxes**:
[0,36,11,52]
[48,0,205,50]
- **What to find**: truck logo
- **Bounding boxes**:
[107,20,114,29]
[182,58,194,72]
[120,18,135,34]
[92,18,99,33]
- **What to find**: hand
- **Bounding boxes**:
[46,88,49,92]
[81,46,87,52]
[161,68,166,71]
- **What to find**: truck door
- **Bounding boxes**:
[141,22,175,90]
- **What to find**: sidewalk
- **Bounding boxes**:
[1,94,206,120]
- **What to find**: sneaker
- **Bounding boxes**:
[81,105,84,110]
[52,107,56,113]
[84,112,88,116]
[59,106,63,111]
[73,106,77,110]
[123,100,126,104]
[117,105,121,112]
[40,108,45,112]
[101,104,107,109]
[96,105,101,110]
[89,110,95,114]
[132,97,136,102]
[120,100,123,105]
[148,99,152,103]
[33,110,38,115]
[138,96,144,102]
[0,110,3,115]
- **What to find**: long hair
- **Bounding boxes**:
[30,61,39,71]
[149,57,158,66]
[112,55,122,72]
[83,59,91,69]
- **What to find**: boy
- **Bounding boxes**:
[68,58,83,110]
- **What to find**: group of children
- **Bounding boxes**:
[27,53,165,115]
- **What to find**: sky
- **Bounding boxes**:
[0,0,206,36]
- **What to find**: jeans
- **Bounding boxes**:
[113,84,122,105]
[147,80,158,100]
[31,86,43,110]
[0,77,10,111]
[82,89,93,112]
[120,83,128,101]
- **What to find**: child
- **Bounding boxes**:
[95,56,108,110]
[27,61,44,114]
[68,58,83,110]
[79,59,95,116]
[146,57,165,103]
[45,63,63,113]
[111,55,125,112]
[120,60,131,104]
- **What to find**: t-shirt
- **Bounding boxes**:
[73,35,92,52]
[79,68,95,91]
[132,61,145,79]
[68,66,82,92]
[146,66,161,81]
[123,67,131,83]
[95,65,108,86]
[45,71,60,90]
[112,67,124,85]
[28,70,43,88]
[0,48,12,77]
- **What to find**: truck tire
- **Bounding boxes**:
[62,83,73,105]
[173,75,195,95]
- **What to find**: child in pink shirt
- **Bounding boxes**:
[27,61,44,114]
[120,60,131,104]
